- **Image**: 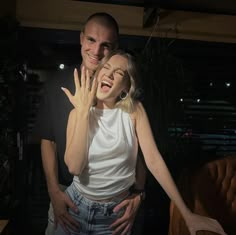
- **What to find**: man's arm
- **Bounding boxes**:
[110,153,147,235]
[41,139,79,232]
[41,139,59,195]
[135,152,147,191]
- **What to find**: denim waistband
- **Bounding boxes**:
[70,182,129,207]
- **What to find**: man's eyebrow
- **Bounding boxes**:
[86,35,95,41]
[101,42,113,47]
[85,35,113,47]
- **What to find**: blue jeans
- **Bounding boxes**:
[55,183,129,235]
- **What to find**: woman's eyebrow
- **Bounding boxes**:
[104,62,111,67]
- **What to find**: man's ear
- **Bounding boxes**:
[114,41,119,50]
[80,32,84,45]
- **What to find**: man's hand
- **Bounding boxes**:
[49,190,79,234]
[110,194,141,235]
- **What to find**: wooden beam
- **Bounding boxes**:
[16,0,236,43]
[16,0,143,30]
[147,8,236,44]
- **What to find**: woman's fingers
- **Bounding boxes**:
[91,76,98,97]
[61,87,72,100]
[81,66,92,90]
[80,66,86,88]
[64,66,97,108]
[74,68,81,90]
[79,66,91,90]
[85,69,90,90]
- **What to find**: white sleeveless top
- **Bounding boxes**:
[73,107,138,200]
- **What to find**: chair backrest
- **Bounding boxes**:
[193,156,236,230]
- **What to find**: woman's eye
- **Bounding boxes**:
[115,71,124,76]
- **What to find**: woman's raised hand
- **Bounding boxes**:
[62,67,97,111]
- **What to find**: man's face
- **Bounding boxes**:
[80,20,118,75]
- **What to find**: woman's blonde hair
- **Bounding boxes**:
[95,49,140,113]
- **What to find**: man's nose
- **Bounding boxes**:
[93,44,102,56]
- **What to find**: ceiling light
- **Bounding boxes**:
[59,64,65,70]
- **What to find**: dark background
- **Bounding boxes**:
[1,1,236,234]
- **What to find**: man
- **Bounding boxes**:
[37,12,146,235]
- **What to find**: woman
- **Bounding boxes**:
[57,50,226,235]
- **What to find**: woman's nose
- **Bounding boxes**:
[105,70,114,79]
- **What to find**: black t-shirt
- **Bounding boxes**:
[36,67,77,186]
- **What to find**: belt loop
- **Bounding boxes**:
[103,204,108,216]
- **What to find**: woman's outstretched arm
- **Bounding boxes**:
[134,102,227,235]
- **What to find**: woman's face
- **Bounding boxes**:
[96,54,129,107]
